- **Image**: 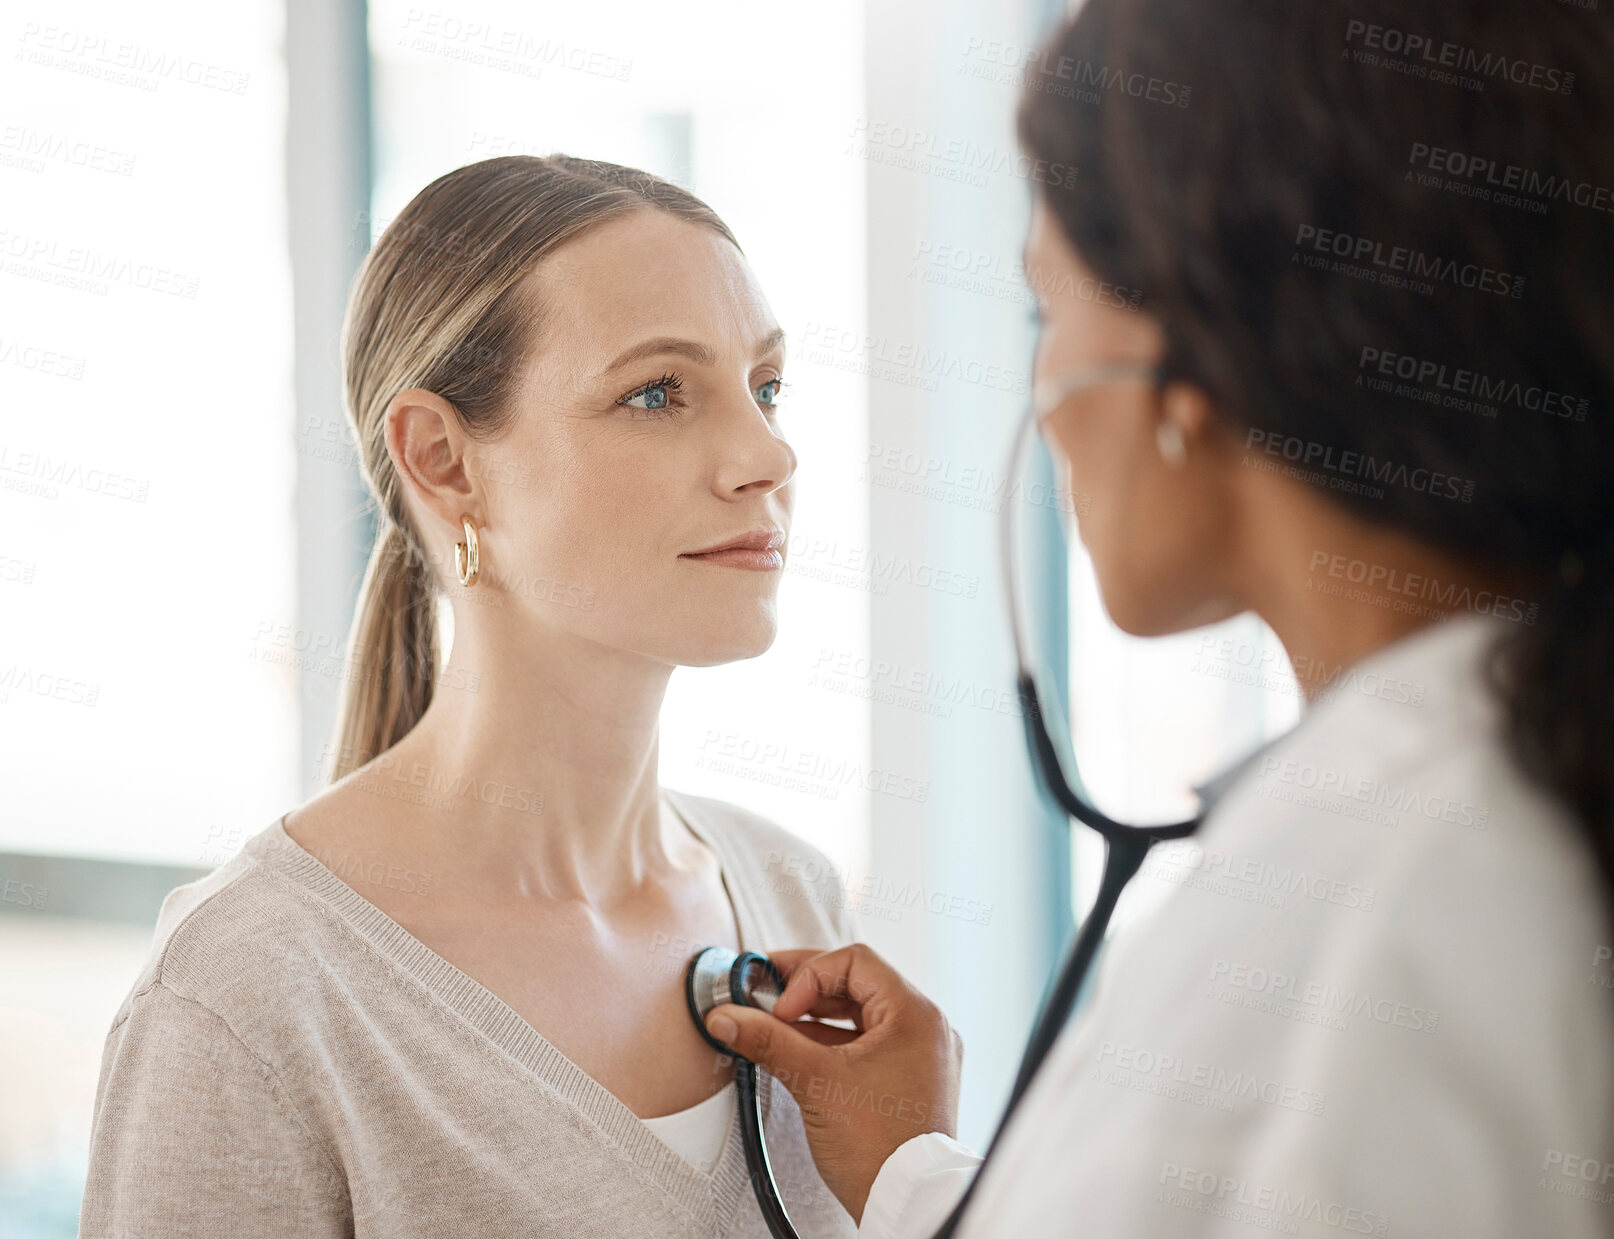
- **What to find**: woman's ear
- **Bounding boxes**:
[1158,379,1219,453]
[385,387,478,530]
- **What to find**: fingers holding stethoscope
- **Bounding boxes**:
[752,944,894,1030]
[702,942,964,1226]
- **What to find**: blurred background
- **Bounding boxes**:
[0,0,1299,1232]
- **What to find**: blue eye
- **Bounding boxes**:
[618,372,683,416]
[756,377,787,406]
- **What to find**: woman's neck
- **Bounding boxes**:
[352,617,687,907]
[1242,486,1533,703]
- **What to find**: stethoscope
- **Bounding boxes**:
[685,361,1209,1239]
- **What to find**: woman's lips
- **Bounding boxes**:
[679,547,784,571]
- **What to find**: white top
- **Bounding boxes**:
[859,611,1614,1238]
[641,1080,739,1176]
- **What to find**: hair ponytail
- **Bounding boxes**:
[323,154,740,786]
[328,520,440,783]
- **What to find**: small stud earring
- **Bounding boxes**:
[1156,420,1188,469]
[454,515,480,587]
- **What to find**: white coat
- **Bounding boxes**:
[858,611,1614,1238]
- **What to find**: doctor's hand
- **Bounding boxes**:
[703,942,964,1225]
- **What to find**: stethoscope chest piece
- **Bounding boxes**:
[684,946,785,1055]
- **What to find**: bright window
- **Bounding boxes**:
[0,0,296,866]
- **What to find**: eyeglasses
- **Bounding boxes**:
[1030,359,1168,424]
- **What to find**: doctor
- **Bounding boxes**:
[703,1,1614,1235]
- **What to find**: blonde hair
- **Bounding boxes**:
[327,155,740,783]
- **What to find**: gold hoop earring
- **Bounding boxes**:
[1156,420,1188,470]
[454,515,480,587]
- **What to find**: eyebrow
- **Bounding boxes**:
[597,327,788,378]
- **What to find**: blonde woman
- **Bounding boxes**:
[79,156,873,1238]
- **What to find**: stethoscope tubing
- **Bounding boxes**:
[926,388,1209,1237]
[736,1057,799,1239]
[685,948,803,1239]
[926,829,1163,1239]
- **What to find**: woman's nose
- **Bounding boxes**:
[716,390,796,494]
